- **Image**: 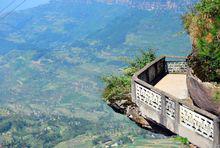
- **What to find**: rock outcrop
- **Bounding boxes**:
[187,69,220,116]
[107,97,174,136]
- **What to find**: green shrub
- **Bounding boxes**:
[102,75,131,102]
[195,0,220,17]
[102,49,156,102]
[128,49,156,71]
[214,91,220,102]
[175,136,189,145]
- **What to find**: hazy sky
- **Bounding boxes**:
[0,0,50,12]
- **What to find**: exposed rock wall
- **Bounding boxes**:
[187,69,220,116]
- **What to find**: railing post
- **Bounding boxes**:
[213,118,220,148]
[164,57,169,74]
[174,102,180,134]
[160,95,167,126]
[131,77,136,103]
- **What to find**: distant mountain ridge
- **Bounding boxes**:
[50,0,198,12]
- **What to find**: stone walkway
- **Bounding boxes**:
[155,74,188,99]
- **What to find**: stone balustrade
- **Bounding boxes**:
[131,56,220,148]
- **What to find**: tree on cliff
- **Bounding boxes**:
[183,0,220,83]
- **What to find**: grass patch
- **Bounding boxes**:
[214,91,220,102]
[174,136,189,145]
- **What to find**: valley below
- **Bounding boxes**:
[0,0,194,147]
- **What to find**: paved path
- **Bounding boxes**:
[155,74,188,99]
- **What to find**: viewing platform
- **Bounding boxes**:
[131,56,220,148]
[155,74,188,100]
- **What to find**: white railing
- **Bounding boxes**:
[132,56,219,148]
[135,80,215,142]
[167,61,188,73]
[180,105,214,141]
[136,83,162,111]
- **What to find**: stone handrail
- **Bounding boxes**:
[131,56,220,148]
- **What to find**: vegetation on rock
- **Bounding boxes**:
[214,91,220,102]
[102,50,156,103]
[183,0,220,82]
